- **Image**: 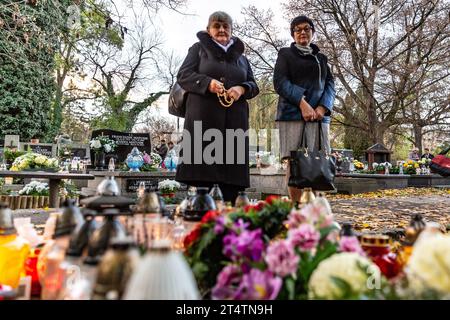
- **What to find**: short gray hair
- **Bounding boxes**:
[207,11,233,28]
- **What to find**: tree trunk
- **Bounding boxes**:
[413,124,423,154]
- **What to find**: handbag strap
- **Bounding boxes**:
[300,121,324,152]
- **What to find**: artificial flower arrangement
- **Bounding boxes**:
[184,193,450,300]
[402,160,420,174]
[140,152,162,171]
[19,181,49,196]
[158,179,181,195]
[10,153,59,171]
[353,160,365,170]
[89,136,117,154]
[372,162,392,173]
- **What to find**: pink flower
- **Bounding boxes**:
[236,269,282,300]
[339,236,365,256]
[143,152,152,164]
[319,214,334,229]
[265,240,299,277]
[284,209,307,229]
[288,224,320,252]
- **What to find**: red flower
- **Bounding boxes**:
[244,202,265,213]
[184,225,201,248]
[201,210,220,224]
[265,195,279,205]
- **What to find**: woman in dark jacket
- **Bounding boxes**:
[274,15,336,202]
[175,11,259,203]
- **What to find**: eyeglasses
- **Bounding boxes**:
[293,26,313,33]
[211,22,230,30]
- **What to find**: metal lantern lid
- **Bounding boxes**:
[92,236,139,300]
[83,209,127,265]
[66,212,99,257]
[183,187,216,221]
[80,177,135,213]
[53,199,84,238]
[0,202,16,236]
[97,176,120,196]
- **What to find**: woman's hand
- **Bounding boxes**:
[314,106,327,121]
[208,79,225,94]
[299,98,316,121]
[226,86,246,101]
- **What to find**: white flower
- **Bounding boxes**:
[90,140,102,149]
[406,233,450,295]
[158,179,181,192]
[35,155,47,165]
[104,144,111,153]
[372,162,379,169]
[308,252,380,299]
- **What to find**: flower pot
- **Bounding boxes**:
[43,196,49,208]
[161,193,175,199]
[33,196,39,209]
[38,196,44,208]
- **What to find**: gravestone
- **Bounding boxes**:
[0,147,4,163]
[4,135,20,149]
[21,143,56,157]
[126,178,188,193]
[64,143,90,159]
[331,148,354,173]
[91,129,152,164]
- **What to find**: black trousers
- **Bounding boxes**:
[187,181,245,205]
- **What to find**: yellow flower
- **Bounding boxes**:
[414,163,419,168]
[408,160,413,165]
[403,163,408,168]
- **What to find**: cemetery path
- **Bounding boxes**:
[330,191,450,232]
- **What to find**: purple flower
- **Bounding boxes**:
[214,216,226,234]
[288,224,320,252]
[339,236,365,256]
[223,228,265,262]
[212,265,242,300]
[143,152,152,164]
[235,269,282,300]
[233,218,250,233]
[265,240,299,277]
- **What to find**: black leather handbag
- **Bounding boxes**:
[168,46,203,118]
[168,82,187,118]
[288,122,336,191]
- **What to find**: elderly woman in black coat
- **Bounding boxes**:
[175,11,259,203]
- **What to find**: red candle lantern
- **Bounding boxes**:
[24,248,42,297]
[361,234,401,279]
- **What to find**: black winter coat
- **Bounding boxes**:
[175,31,259,187]
[274,43,335,123]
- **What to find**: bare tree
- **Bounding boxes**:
[283,0,450,145]
[234,6,288,80]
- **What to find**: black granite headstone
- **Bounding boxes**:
[331,148,354,173]
[22,143,55,157]
[71,147,88,159]
[91,129,152,164]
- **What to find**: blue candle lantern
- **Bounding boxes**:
[126,147,144,172]
[164,155,178,172]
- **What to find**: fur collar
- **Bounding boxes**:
[197,31,245,61]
